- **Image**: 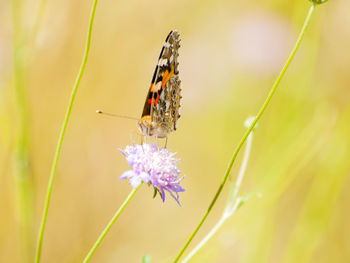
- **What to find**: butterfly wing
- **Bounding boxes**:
[140,30,181,137]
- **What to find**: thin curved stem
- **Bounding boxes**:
[34,1,98,262]
[83,183,142,263]
[172,3,316,262]
[182,199,240,263]
[225,131,253,210]
[182,132,254,263]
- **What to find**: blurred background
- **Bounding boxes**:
[1,0,350,262]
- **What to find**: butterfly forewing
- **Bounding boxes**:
[139,30,181,138]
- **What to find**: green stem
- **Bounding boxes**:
[225,131,253,209]
[182,132,254,263]
[83,183,142,263]
[172,3,317,262]
[34,1,98,262]
[182,199,240,263]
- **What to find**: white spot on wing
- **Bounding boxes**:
[153,81,162,92]
[158,58,168,66]
[165,101,170,111]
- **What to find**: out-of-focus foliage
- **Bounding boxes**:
[0,0,349,262]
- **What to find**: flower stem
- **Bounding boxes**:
[34,1,98,262]
[172,3,317,262]
[182,132,254,262]
[83,183,142,263]
[225,131,253,209]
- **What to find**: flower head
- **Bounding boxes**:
[119,143,185,205]
[309,0,328,4]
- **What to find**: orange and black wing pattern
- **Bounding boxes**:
[140,30,181,138]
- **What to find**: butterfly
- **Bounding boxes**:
[138,30,182,139]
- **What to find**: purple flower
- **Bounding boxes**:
[119,143,185,205]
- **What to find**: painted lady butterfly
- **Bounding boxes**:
[138,30,182,139]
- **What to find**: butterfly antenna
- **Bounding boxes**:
[96,110,139,121]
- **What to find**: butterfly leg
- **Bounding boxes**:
[164,136,168,149]
[155,135,159,151]
[147,123,151,138]
[140,133,148,152]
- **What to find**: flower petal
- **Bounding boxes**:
[129,176,142,188]
[139,172,150,183]
[167,189,181,206]
[159,187,166,202]
[119,170,136,180]
[118,148,127,157]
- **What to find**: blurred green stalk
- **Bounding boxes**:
[282,109,350,263]
[10,0,34,262]
[34,0,98,262]
[182,129,255,262]
[31,0,48,45]
[82,183,142,263]
[173,3,318,262]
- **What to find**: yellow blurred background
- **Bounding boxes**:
[1,0,350,262]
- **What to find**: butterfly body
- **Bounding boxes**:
[138,30,182,138]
